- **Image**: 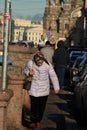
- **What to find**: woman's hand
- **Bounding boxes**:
[54,90,60,94]
[29,69,35,76]
[51,90,60,95]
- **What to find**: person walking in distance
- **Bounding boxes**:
[41,40,54,64]
[53,40,69,89]
[24,51,60,129]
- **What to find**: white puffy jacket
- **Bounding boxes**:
[24,60,60,97]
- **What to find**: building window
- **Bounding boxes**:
[65,24,69,30]
[25,32,27,35]
[29,37,31,40]
[16,32,19,34]
[65,5,71,10]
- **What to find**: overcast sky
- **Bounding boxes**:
[0,0,46,19]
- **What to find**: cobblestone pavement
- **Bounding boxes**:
[22,87,87,130]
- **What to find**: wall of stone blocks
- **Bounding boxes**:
[7,75,24,129]
[0,45,38,129]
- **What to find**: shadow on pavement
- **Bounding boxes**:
[21,87,87,130]
[47,114,67,130]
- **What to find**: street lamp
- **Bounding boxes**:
[2,0,11,90]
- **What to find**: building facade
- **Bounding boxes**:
[14,18,31,27]
[25,24,43,44]
[43,0,84,46]
[0,0,86,47]
[13,18,43,43]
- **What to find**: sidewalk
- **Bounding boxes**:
[22,87,87,130]
[41,88,78,130]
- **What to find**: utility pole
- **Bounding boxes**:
[2,0,11,90]
[8,1,12,43]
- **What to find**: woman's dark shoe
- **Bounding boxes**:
[36,122,41,128]
[30,122,36,128]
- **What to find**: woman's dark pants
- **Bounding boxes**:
[30,95,48,123]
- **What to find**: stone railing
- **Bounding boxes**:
[0,45,38,130]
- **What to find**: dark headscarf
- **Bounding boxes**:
[33,51,49,65]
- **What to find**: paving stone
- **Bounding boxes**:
[22,88,87,130]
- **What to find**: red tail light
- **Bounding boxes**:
[72,67,78,71]
[72,67,78,75]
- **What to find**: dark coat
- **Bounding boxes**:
[53,41,69,67]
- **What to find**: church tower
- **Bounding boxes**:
[43,0,84,45]
[43,0,61,43]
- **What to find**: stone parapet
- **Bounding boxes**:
[0,89,13,130]
[0,45,36,130]
[7,74,26,130]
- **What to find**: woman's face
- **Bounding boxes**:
[35,58,43,66]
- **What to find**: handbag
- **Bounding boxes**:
[23,76,33,90]
[23,61,34,90]
[22,89,31,110]
[22,89,31,122]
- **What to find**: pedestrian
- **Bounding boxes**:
[41,40,54,64]
[53,40,69,89]
[24,51,60,129]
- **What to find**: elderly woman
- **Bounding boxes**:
[24,51,60,129]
